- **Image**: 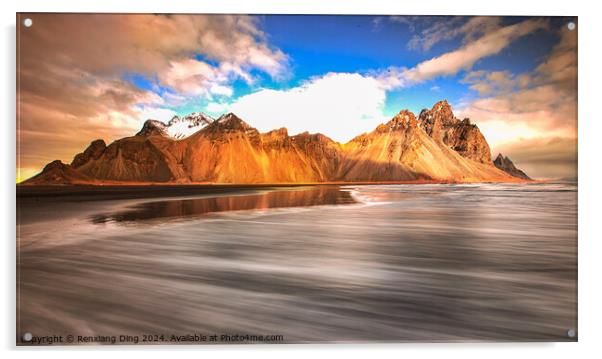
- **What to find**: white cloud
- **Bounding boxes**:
[228,73,387,143]
[158,60,242,99]
[205,102,229,114]
[220,19,550,145]
[135,106,177,124]
[152,16,288,100]
[209,84,234,97]
[161,59,220,96]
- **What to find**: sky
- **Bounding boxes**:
[17,14,577,181]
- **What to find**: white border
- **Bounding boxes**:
[3,1,600,358]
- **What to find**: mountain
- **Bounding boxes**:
[165,113,215,139]
[22,160,93,185]
[419,100,493,165]
[172,113,344,183]
[339,109,508,182]
[22,101,531,185]
[493,153,531,180]
[71,139,107,168]
[136,112,214,139]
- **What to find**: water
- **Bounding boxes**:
[16,183,577,343]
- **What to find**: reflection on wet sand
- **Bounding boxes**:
[91,186,356,224]
[17,183,577,343]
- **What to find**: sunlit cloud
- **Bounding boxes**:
[135,107,178,125]
[376,18,548,89]
[456,26,577,179]
[16,15,576,181]
[228,73,387,143]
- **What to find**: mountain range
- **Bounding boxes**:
[22,100,530,185]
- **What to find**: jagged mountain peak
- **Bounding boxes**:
[369,110,419,135]
[432,99,452,112]
[420,99,457,126]
[167,112,214,139]
[292,131,336,144]
[136,111,254,141]
[494,153,517,168]
[23,100,533,185]
[23,160,92,185]
[214,113,253,131]
[388,110,418,129]
[168,112,214,127]
[416,99,492,165]
[136,119,168,138]
[71,139,107,168]
[217,112,239,122]
[493,153,531,180]
[137,112,215,140]
[264,127,289,138]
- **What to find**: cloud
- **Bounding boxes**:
[160,59,237,97]
[20,14,288,81]
[135,107,177,124]
[154,16,289,98]
[17,14,288,177]
[205,102,230,115]
[494,137,577,180]
[457,26,577,134]
[455,26,577,179]
[371,17,384,32]
[389,16,417,27]
[228,73,387,143]
[462,70,527,95]
[17,14,574,183]
[401,16,502,51]
[459,85,576,135]
[535,24,577,90]
[376,18,548,89]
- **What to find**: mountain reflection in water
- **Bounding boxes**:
[91,186,356,224]
[17,183,577,343]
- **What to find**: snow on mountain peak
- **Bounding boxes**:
[136,112,215,139]
[166,112,215,139]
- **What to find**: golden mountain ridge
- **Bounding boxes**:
[22,100,529,185]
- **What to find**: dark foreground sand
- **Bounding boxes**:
[17,182,577,344]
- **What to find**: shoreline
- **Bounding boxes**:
[16,179,542,200]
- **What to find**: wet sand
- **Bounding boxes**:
[17,183,577,344]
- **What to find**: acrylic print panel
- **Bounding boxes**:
[16,13,577,345]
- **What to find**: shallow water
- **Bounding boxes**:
[17,183,577,343]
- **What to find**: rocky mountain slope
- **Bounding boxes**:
[339,107,508,182]
[493,153,531,180]
[419,101,493,165]
[22,101,531,185]
[23,160,94,185]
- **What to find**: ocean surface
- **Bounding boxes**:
[17,183,577,343]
